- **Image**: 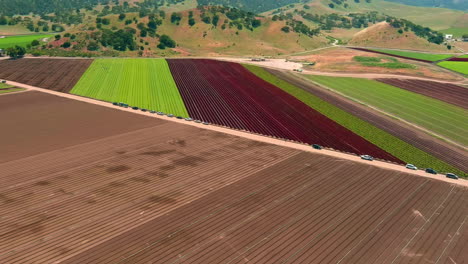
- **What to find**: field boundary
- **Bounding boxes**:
[5,79,467,186]
[304,75,468,150]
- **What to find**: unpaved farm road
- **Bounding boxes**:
[17,56,468,84]
[6,80,467,187]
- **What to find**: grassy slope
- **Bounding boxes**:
[71,58,189,116]
[371,49,455,61]
[437,61,468,75]
[307,75,468,145]
[0,25,31,35]
[349,22,453,52]
[155,9,328,56]
[0,34,54,49]
[244,64,463,175]
[308,0,467,31]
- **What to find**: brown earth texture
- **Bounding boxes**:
[0,90,466,264]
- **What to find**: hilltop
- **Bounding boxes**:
[348,22,452,52]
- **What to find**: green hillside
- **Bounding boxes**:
[267,0,467,32]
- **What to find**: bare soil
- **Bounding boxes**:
[0,91,159,163]
[290,47,463,81]
[0,90,466,263]
[0,58,92,92]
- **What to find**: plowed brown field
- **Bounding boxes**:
[0,91,466,264]
[0,58,92,92]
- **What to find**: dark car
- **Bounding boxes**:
[312,144,322,150]
[167,114,175,118]
[112,102,119,106]
[425,168,438,174]
[176,116,183,119]
[150,110,156,114]
[141,108,147,112]
[132,106,139,110]
[202,122,209,125]
[446,173,459,180]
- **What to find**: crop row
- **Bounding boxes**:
[71,59,189,117]
[307,75,468,146]
[246,65,465,176]
[377,78,468,109]
[168,59,401,162]
[437,61,468,75]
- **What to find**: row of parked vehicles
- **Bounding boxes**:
[358,154,459,180]
[312,149,460,180]
[112,102,210,125]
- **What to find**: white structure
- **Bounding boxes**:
[445,34,453,40]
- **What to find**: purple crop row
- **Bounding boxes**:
[168,59,402,163]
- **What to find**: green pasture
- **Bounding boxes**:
[0,34,53,49]
[244,64,464,176]
[71,59,189,117]
[307,76,468,145]
[437,61,468,75]
[371,49,454,62]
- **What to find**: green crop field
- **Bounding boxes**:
[307,76,468,146]
[0,88,24,94]
[437,61,468,75]
[458,55,468,59]
[372,49,454,62]
[71,59,189,117]
[0,34,53,49]
[244,64,464,176]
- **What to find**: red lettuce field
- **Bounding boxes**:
[168,59,401,163]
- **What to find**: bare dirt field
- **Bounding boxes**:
[0,58,92,92]
[290,47,463,81]
[0,90,467,264]
[0,91,158,163]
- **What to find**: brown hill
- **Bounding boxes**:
[348,22,451,52]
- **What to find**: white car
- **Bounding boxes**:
[405,164,418,170]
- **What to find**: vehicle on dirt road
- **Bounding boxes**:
[406,164,418,170]
[446,173,459,180]
[132,106,139,110]
[425,168,438,174]
[312,144,323,150]
[360,155,374,161]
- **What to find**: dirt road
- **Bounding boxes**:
[5,79,467,186]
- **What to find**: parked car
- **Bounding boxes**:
[446,173,459,180]
[425,168,438,174]
[132,106,139,110]
[176,116,183,119]
[195,120,202,123]
[185,118,193,121]
[312,144,322,150]
[167,114,175,117]
[157,112,164,115]
[150,110,156,114]
[360,155,374,161]
[203,122,210,125]
[140,108,147,112]
[112,102,119,106]
[405,164,418,170]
